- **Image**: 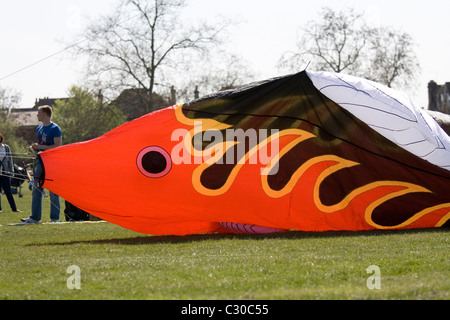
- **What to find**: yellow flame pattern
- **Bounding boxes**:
[175,105,450,229]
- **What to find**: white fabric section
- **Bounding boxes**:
[306,70,450,171]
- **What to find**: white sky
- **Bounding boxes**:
[1,0,449,109]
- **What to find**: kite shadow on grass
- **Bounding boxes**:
[27,228,449,247]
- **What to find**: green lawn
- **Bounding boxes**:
[0,187,449,300]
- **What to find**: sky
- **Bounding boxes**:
[1,0,449,109]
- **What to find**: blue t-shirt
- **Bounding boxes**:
[36,123,62,151]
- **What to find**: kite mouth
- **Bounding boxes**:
[37,154,47,187]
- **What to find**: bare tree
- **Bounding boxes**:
[177,54,256,101]
[278,7,421,90]
[367,27,421,88]
[0,87,27,152]
[278,7,370,74]
[75,0,227,114]
[0,87,21,115]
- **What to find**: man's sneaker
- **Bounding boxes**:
[21,218,39,224]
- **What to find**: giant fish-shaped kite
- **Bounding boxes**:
[39,71,450,235]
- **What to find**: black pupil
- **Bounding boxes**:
[142,151,167,174]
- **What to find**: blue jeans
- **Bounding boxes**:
[30,159,60,221]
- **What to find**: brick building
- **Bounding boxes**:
[428,81,450,114]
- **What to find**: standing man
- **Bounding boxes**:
[23,105,62,224]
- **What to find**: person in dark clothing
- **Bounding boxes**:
[0,133,20,213]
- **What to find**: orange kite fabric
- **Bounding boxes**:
[39,71,450,235]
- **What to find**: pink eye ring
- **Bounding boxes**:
[137,146,172,178]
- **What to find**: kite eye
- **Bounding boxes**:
[137,146,172,178]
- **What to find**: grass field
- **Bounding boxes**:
[0,186,449,300]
